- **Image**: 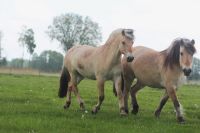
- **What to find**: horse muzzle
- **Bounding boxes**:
[127,55,134,62]
[183,68,192,76]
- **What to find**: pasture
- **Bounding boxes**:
[0,74,200,133]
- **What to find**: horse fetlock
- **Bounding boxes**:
[154,109,161,118]
[99,96,104,102]
[91,106,100,114]
[64,101,71,109]
[80,102,85,110]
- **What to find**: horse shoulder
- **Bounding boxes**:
[162,68,186,89]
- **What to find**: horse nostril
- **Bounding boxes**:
[127,56,134,62]
[188,69,192,74]
[183,68,192,76]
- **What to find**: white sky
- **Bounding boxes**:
[0,0,200,60]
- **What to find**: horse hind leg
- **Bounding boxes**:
[130,81,144,114]
[64,86,72,109]
[73,75,85,110]
[64,74,85,110]
[154,90,169,118]
[73,86,85,110]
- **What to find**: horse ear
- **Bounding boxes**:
[180,39,184,44]
[122,30,125,36]
[191,39,195,45]
[122,29,134,40]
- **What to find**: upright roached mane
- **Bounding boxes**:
[122,29,134,40]
[59,28,135,115]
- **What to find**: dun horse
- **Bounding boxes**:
[59,28,135,115]
[121,38,196,123]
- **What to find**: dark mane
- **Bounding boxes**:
[161,38,196,69]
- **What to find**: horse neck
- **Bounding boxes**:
[100,40,121,66]
[160,50,182,75]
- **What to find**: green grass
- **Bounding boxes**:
[0,74,200,133]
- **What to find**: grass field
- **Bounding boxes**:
[0,74,200,133]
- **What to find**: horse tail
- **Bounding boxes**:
[113,73,124,97]
[58,67,70,98]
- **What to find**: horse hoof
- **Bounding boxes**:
[131,109,138,115]
[131,104,139,115]
[64,105,69,109]
[120,111,128,116]
[64,101,71,109]
[125,109,129,114]
[91,107,99,114]
[120,107,128,116]
[154,110,160,118]
[80,103,85,111]
[91,109,97,114]
[177,117,185,124]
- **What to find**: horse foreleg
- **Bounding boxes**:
[124,80,132,114]
[92,79,105,114]
[114,77,127,116]
[130,81,144,114]
[166,87,185,123]
[154,91,169,117]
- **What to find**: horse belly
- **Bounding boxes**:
[77,68,96,80]
[136,71,164,88]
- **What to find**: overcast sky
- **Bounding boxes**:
[0,0,199,60]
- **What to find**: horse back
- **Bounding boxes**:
[123,46,164,88]
[64,45,98,79]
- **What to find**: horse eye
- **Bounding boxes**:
[180,52,183,56]
[122,41,126,45]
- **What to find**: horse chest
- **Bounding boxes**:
[176,75,186,89]
[102,65,121,80]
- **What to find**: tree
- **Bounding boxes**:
[0,57,7,66]
[0,31,7,66]
[18,26,36,66]
[47,13,102,51]
[0,30,3,59]
[31,50,63,72]
[188,57,200,80]
[10,58,24,68]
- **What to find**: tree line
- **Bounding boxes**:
[8,50,63,72]
[0,13,102,72]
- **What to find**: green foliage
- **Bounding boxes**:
[9,58,24,68]
[47,13,102,51]
[9,58,29,68]
[9,50,63,72]
[0,57,7,66]
[0,74,200,133]
[31,50,63,72]
[18,26,36,55]
[188,57,200,80]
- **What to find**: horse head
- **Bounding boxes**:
[179,39,196,76]
[164,38,196,76]
[120,29,135,62]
